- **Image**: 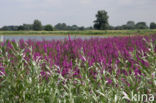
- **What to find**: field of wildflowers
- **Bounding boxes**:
[0,34,156,103]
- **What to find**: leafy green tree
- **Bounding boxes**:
[108,25,114,30]
[135,22,148,29]
[114,26,123,30]
[23,24,33,30]
[86,26,93,30]
[44,24,53,31]
[126,21,135,29]
[71,25,78,30]
[1,26,18,31]
[18,25,24,30]
[54,23,67,30]
[150,22,156,29]
[79,26,85,30]
[33,19,42,31]
[93,10,109,30]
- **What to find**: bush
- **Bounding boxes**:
[44,24,53,31]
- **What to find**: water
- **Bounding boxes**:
[2,35,106,41]
[0,35,4,42]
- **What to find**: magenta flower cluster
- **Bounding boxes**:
[0,34,156,78]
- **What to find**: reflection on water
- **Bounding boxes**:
[0,35,4,42]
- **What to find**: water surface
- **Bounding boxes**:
[1,35,107,41]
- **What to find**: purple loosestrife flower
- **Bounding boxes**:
[5,34,155,79]
[140,59,149,67]
[33,52,41,60]
[61,57,72,76]
[134,67,141,76]
[40,70,50,80]
[122,70,128,76]
[72,67,81,78]
[106,78,113,84]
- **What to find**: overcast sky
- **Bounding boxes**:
[0,0,156,27]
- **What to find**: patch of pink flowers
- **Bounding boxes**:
[0,34,156,79]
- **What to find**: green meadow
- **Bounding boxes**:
[0,29,156,36]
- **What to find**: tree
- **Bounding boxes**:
[150,22,156,29]
[23,24,33,30]
[54,23,67,30]
[71,25,78,30]
[44,24,53,31]
[33,19,42,31]
[93,10,109,30]
[79,26,85,30]
[114,26,122,30]
[135,22,148,29]
[126,21,135,29]
[18,25,24,30]
[1,26,18,31]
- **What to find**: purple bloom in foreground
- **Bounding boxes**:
[106,78,112,84]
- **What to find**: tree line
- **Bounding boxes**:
[0,10,156,31]
[0,20,93,31]
[109,21,156,30]
[0,20,53,31]
[93,10,156,30]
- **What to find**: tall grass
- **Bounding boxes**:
[0,29,156,36]
[0,38,155,103]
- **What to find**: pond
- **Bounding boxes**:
[0,35,107,41]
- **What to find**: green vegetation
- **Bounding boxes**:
[135,22,148,29]
[0,39,155,103]
[33,19,43,31]
[93,10,109,30]
[44,24,54,31]
[150,22,156,29]
[0,29,156,36]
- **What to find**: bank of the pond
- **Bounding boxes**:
[0,29,156,36]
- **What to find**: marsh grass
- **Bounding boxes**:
[0,40,155,103]
[0,29,156,36]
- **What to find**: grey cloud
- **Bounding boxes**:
[0,0,155,27]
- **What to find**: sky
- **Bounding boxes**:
[0,0,156,27]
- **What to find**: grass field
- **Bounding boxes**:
[0,29,156,36]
